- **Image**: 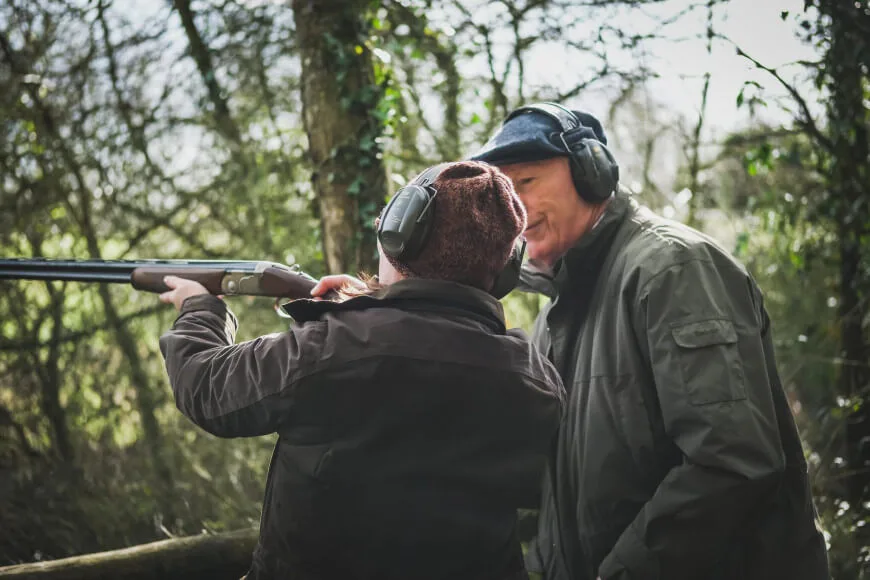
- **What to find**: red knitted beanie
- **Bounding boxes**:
[384,161,527,292]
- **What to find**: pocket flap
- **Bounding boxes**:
[671,319,737,348]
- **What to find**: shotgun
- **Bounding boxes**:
[0,258,320,300]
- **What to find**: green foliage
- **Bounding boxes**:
[2,0,867,576]
[0,0,318,563]
[716,120,868,576]
[502,290,547,334]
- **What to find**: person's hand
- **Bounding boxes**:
[310,274,365,299]
[159,276,210,311]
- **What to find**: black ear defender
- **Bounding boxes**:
[377,162,527,299]
[490,237,526,299]
[505,102,620,203]
[377,163,450,261]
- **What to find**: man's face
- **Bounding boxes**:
[499,157,592,268]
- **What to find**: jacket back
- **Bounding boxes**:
[159,279,565,580]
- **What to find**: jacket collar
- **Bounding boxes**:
[281,278,507,333]
[557,190,631,282]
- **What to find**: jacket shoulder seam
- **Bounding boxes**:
[636,255,713,298]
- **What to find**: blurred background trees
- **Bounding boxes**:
[0,0,867,577]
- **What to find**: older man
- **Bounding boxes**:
[471,102,829,580]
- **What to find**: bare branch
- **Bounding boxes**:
[724,36,834,153]
[0,304,165,353]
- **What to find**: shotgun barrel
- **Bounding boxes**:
[0,258,319,300]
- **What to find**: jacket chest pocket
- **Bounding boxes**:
[670,319,746,405]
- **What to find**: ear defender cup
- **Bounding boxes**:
[505,102,619,203]
[490,238,526,299]
[378,162,526,298]
[377,163,449,261]
[565,137,620,203]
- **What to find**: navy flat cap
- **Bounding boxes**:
[470,106,608,166]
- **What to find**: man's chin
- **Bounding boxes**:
[526,246,557,272]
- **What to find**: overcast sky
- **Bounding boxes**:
[530,0,821,138]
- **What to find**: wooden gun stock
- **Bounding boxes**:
[258,265,318,298]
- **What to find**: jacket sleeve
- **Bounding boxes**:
[597,258,786,580]
[158,294,319,438]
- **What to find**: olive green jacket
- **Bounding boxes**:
[523,192,829,580]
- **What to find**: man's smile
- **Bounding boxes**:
[525,218,545,234]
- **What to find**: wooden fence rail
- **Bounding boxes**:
[0,528,257,580]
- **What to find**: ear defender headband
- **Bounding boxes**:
[505,102,620,203]
[377,163,526,298]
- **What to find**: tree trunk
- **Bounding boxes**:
[437,45,461,160]
[26,230,73,463]
[0,529,257,580]
[821,0,870,514]
[40,283,73,463]
[824,1,870,396]
[293,0,387,275]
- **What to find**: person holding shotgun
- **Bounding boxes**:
[158,160,565,580]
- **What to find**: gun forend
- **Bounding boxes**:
[130,268,226,294]
[131,262,318,300]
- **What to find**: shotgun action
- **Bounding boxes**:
[0,258,319,300]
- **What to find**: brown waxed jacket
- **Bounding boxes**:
[521,191,829,580]
[159,279,565,580]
